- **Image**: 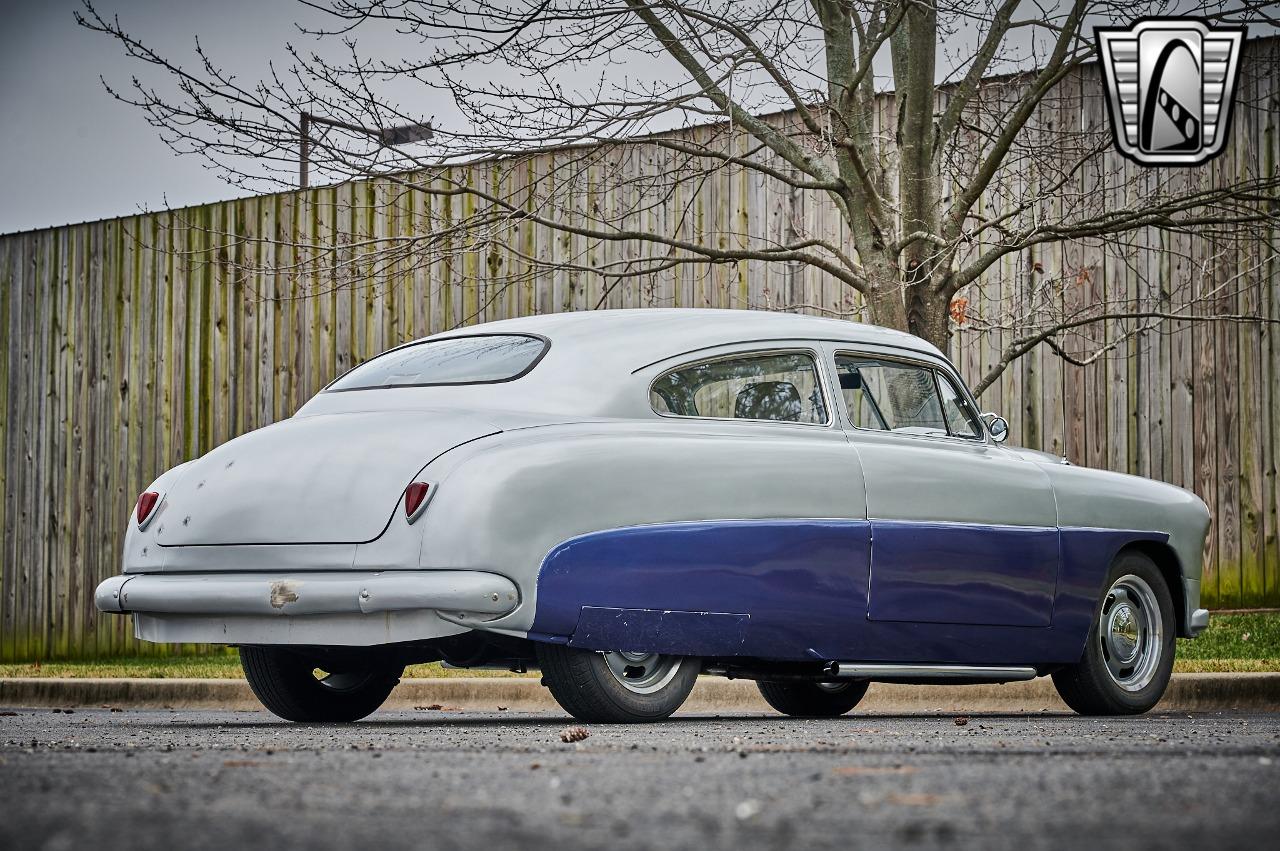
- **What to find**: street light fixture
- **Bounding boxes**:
[299,111,433,189]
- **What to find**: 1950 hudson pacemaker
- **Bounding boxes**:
[95,309,1211,722]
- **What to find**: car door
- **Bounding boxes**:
[626,344,874,659]
[829,348,1059,628]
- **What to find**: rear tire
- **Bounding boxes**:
[239,646,402,722]
[1051,551,1176,716]
[536,644,698,723]
[757,680,869,717]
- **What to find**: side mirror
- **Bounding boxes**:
[981,412,1009,443]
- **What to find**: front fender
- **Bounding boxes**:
[1042,462,1211,635]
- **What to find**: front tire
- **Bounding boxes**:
[1052,551,1176,715]
[536,644,699,723]
[757,680,869,717]
[240,646,403,722]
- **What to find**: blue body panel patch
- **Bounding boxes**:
[529,519,1171,665]
[1053,527,1170,660]
[571,607,752,656]
[867,521,1059,627]
[531,519,871,661]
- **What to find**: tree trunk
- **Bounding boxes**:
[863,282,909,336]
[858,251,951,355]
[905,283,952,354]
[863,280,951,354]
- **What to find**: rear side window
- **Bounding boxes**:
[326,334,547,391]
[650,352,828,424]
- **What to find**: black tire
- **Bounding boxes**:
[239,646,403,722]
[535,644,699,723]
[1052,551,1176,716]
[757,680,870,717]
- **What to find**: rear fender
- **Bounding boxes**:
[413,420,868,636]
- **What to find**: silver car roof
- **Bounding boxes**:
[300,309,948,421]
[427,308,945,366]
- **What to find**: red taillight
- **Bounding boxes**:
[136,491,160,526]
[404,482,431,522]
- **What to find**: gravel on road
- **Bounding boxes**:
[2,708,1278,851]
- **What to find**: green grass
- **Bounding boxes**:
[1173,658,1280,673]
[1173,611,1280,671]
[0,648,533,679]
[2,613,1276,678]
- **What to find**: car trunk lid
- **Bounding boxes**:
[156,410,500,546]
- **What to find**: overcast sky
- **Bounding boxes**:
[0,1,336,233]
[0,0,1262,235]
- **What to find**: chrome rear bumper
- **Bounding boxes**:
[94,570,521,647]
[96,571,518,620]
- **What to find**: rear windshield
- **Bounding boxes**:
[326,334,547,391]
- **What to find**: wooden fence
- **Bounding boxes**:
[2,44,1278,660]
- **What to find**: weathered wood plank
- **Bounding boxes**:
[0,237,13,661]
[1253,47,1279,605]
[1192,195,1221,605]
[18,233,38,660]
[82,222,103,656]
[1214,150,1242,609]
[1237,57,1266,607]
[1264,61,1280,605]
[33,231,53,659]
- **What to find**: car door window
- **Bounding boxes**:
[651,352,828,424]
[835,356,977,439]
[935,369,982,438]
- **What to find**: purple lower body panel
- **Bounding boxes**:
[572,607,752,656]
[867,520,1060,628]
[528,519,1169,666]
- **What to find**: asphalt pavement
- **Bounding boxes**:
[2,707,1278,851]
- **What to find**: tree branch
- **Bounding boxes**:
[941,0,1088,247]
[971,311,1280,397]
[622,0,841,187]
[934,0,1020,150]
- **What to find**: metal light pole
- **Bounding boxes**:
[299,111,433,189]
[299,112,311,189]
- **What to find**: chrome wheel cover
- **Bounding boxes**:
[1098,574,1163,692]
[815,681,852,693]
[599,651,684,694]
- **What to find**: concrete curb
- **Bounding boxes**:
[2,672,1277,714]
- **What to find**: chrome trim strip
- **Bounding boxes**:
[827,663,1038,681]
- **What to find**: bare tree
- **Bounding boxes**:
[76,0,1280,395]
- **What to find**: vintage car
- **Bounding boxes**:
[95,309,1211,722]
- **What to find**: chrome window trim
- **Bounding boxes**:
[631,336,948,375]
[831,349,989,445]
[930,366,984,441]
[647,347,834,428]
